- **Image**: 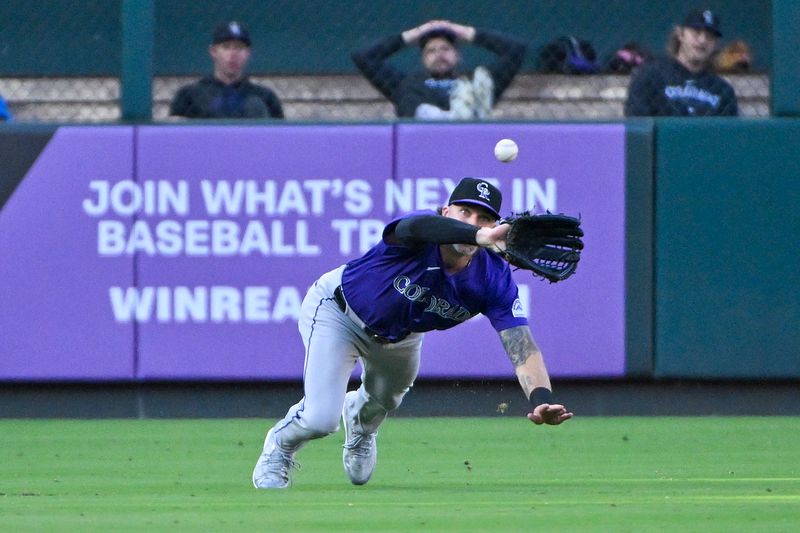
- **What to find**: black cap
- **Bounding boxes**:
[682,9,722,37]
[448,178,502,220]
[212,21,252,46]
[419,28,458,49]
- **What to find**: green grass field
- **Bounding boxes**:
[1,417,799,532]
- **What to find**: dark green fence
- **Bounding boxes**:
[0,0,784,121]
[0,0,773,75]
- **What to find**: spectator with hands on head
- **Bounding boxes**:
[353,19,526,120]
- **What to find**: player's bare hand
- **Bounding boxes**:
[527,404,573,425]
[476,224,510,253]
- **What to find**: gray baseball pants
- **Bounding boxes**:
[266,265,424,451]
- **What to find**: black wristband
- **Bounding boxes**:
[529,387,554,408]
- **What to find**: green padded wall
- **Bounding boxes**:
[625,119,655,376]
[654,119,800,378]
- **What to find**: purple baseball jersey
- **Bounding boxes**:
[341,211,527,341]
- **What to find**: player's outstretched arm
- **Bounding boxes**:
[498,325,573,425]
[390,214,509,251]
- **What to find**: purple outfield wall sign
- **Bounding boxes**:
[395,124,625,378]
[0,124,624,381]
[0,127,136,380]
[132,125,393,379]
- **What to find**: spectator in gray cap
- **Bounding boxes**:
[170,21,284,119]
[625,9,738,116]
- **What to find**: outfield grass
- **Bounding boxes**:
[1,417,798,532]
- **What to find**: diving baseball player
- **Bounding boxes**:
[252,177,573,489]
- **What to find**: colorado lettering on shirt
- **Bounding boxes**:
[392,275,472,322]
[663,81,721,109]
[424,78,457,92]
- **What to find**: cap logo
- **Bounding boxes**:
[229,22,242,36]
[703,10,713,24]
[476,182,491,201]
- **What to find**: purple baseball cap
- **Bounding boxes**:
[448,177,502,220]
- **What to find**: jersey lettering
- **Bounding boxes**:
[394,275,472,323]
[664,81,721,109]
[392,275,431,302]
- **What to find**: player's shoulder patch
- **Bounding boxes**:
[511,298,527,318]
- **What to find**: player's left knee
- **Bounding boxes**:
[376,391,406,412]
[362,385,410,413]
[301,411,341,437]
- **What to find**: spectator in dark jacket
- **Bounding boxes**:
[170,21,284,119]
[352,20,526,120]
[625,9,738,116]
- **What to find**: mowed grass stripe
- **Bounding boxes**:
[1,417,798,532]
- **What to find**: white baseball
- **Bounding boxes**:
[494,138,518,162]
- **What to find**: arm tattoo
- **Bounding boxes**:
[522,375,534,391]
[499,326,539,368]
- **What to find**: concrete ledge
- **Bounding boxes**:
[1,73,770,122]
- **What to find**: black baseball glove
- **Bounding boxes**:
[499,212,584,283]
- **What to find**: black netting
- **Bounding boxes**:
[0,1,771,123]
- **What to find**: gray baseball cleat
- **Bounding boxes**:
[342,391,378,485]
[252,428,298,489]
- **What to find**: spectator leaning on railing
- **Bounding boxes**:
[169,21,284,119]
[0,94,13,122]
[624,9,738,116]
[352,19,526,120]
